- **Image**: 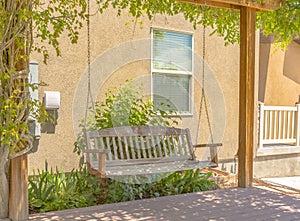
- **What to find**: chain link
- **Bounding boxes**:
[196,0,214,152]
[84,0,95,130]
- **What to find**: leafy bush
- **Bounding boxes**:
[105,169,217,204]
[28,164,100,213]
[74,81,178,156]
[28,166,217,212]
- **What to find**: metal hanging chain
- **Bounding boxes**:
[84,0,96,130]
[196,0,214,148]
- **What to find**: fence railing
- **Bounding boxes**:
[259,103,300,148]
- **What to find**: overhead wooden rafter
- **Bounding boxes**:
[177,0,283,11]
[176,0,283,188]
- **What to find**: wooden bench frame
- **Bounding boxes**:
[84,126,220,177]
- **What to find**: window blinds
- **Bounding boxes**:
[153,30,192,72]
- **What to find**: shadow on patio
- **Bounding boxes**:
[29,187,300,221]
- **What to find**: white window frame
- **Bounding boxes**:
[150,28,194,116]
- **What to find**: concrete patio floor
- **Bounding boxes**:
[29,187,300,221]
[262,176,300,191]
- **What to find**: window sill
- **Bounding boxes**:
[256,145,300,157]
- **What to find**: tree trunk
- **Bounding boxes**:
[0,146,9,219]
[0,0,31,219]
[9,154,29,221]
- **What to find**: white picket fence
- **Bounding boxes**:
[259,103,300,148]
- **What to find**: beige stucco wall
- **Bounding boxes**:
[29,7,240,174]
[260,42,300,105]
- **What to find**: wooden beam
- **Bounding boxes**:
[177,0,282,11]
[238,6,256,188]
[214,0,282,11]
[176,0,240,10]
[9,154,28,221]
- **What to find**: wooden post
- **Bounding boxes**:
[238,6,256,188]
[9,154,28,221]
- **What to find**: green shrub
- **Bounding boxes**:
[28,166,217,212]
[105,169,217,204]
[74,81,179,156]
[28,164,100,213]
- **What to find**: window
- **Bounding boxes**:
[151,29,193,114]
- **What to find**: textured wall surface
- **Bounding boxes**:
[261,42,300,105]
[29,7,240,175]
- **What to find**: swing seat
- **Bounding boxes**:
[84,126,218,177]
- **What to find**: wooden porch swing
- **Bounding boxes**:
[83,1,223,178]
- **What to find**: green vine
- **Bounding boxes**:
[96,0,298,48]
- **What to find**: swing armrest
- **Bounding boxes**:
[84,149,108,153]
[193,143,223,148]
[193,143,222,167]
[84,149,108,175]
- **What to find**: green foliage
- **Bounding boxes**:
[32,0,87,62]
[106,169,217,204]
[74,81,178,156]
[0,76,47,155]
[29,167,217,212]
[97,0,240,45]
[28,164,100,213]
[258,1,300,49]
[97,0,299,48]
[95,82,177,128]
[0,84,29,153]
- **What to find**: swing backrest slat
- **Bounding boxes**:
[85,126,194,166]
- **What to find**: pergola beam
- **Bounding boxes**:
[177,0,240,10]
[177,0,282,11]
